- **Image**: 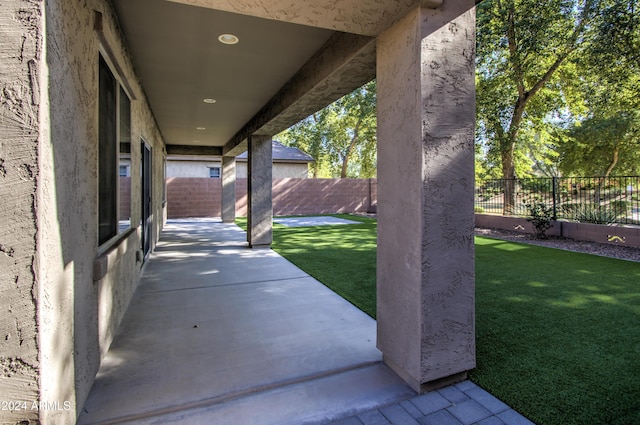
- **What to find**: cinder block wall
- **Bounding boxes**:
[166,177,222,218]
[165,183,638,249]
[166,178,377,218]
[270,178,376,216]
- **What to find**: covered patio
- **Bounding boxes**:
[111,0,478,395]
[6,0,480,423]
[78,219,530,425]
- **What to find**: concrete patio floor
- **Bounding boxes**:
[78,218,534,425]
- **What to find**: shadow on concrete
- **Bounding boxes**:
[77,219,414,425]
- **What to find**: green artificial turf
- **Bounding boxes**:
[236,215,640,425]
[473,237,640,425]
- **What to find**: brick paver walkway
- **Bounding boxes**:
[328,380,535,425]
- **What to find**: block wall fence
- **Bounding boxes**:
[163,177,638,249]
[165,177,378,219]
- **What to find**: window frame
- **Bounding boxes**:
[209,166,221,178]
[98,53,133,249]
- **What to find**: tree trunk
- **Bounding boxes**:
[594,144,620,203]
[340,119,362,178]
[501,143,517,215]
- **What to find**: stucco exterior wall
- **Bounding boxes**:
[236,161,309,179]
[0,0,170,423]
[166,158,221,178]
[166,159,310,179]
[0,1,42,423]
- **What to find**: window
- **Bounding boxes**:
[119,165,129,177]
[98,56,131,245]
[209,167,221,178]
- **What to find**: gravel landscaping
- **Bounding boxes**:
[475,227,640,263]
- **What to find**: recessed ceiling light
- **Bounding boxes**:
[196,127,206,130]
[203,98,217,104]
[218,34,239,45]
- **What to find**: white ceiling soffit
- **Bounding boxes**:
[113,0,340,148]
[113,0,455,150]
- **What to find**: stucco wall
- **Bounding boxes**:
[236,161,309,179]
[166,159,310,179]
[0,1,42,423]
[28,0,167,423]
[166,158,221,178]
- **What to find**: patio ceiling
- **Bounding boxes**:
[112,0,477,155]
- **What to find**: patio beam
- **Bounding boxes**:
[166,145,223,156]
[223,32,375,156]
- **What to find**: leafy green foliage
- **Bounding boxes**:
[476,0,596,179]
[563,203,621,224]
[476,0,640,186]
[277,81,377,178]
[557,112,640,176]
[525,199,554,238]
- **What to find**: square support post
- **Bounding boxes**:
[221,155,236,223]
[376,3,476,393]
[247,135,273,248]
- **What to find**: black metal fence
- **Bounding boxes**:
[475,176,640,226]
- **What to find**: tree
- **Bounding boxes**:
[559,0,640,176]
[277,110,332,178]
[476,0,601,212]
[277,81,377,178]
[558,112,640,176]
[333,82,377,178]
[587,0,640,86]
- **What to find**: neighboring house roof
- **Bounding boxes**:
[237,140,314,163]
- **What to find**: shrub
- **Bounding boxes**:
[565,204,619,225]
[525,199,554,239]
[610,200,629,216]
[475,206,485,213]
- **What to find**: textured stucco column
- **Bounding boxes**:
[221,155,236,223]
[247,135,272,248]
[0,2,42,424]
[376,3,476,393]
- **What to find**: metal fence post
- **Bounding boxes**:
[552,176,558,220]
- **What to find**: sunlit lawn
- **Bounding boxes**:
[236,214,640,425]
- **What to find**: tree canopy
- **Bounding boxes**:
[278,1,638,186]
[558,112,640,176]
[277,81,377,178]
[476,0,639,210]
[476,0,640,177]
[556,0,640,176]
